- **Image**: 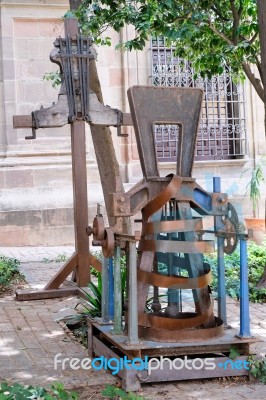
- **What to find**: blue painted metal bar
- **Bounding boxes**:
[239,238,251,337]
[213,176,221,193]
[213,177,227,324]
[108,257,114,320]
[113,245,123,333]
[193,188,212,211]
[101,256,109,323]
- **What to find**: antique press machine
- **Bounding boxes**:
[13,18,256,391]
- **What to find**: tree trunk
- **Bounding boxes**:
[257,0,266,136]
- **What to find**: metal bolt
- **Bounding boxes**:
[86,226,93,235]
[119,206,125,213]
[119,197,125,203]
[219,206,226,212]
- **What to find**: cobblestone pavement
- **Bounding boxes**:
[0,247,265,399]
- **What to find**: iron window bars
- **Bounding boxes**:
[151,37,247,162]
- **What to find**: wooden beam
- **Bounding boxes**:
[16,287,78,301]
[90,253,102,272]
[13,115,32,129]
[45,253,78,290]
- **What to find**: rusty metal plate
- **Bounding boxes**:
[127,86,203,178]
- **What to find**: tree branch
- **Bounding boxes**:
[230,0,239,21]
[238,0,244,19]
[255,56,263,82]
[208,21,234,46]
[210,6,230,22]
[242,61,265,102]
[249,31,259,45]
[230,0,240,44]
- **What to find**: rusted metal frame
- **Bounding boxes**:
[137,267,212,289]
[139,302,215,330]
[110,178,227,219]
[136,176,182,318]
[90,322,250,391]
[60,36,75,121]
[13,112,132,130]
[87,318,93,358]
[90,319,257,352]
[93,336,141,392]
[138,239,214,253]
[137,355,249,383]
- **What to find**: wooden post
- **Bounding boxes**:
[47,17,90,288]
[70,120,90,286]
[15,12,134,299]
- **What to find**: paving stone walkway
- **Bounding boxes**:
[0,247,266,399]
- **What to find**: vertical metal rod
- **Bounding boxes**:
[217,237,227,323]
[113,245,123,333]
[213,177,227,324]
[108,258,114,320]
[239,238,251,337]
[128,241,139,344]
[101,256,109,323]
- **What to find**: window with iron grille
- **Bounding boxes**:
[151,37,247,162]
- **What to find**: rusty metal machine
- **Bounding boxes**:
[86,86,255,390]
[13,17,256,391]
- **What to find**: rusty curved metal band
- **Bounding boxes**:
[137,173,222,341]
[142,218,203,236]
[142,174,182,221]
[138,239,214,254]
[138,317,224,342]
[137,268,212,289]
[139,301,214,330]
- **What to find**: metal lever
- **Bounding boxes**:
[25,127,36,140]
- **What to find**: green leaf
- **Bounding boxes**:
[229,346,240,360]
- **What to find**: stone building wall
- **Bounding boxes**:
[0,0,265,246]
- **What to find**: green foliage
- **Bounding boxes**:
[229,346,240,360]
[42,253,68,263]
[78,272,102,318]
[75,0,261,87]
[205,241,266,303]
[242,158,266,217]
[248,355,266,384]
[64,252,128,343]
[43,71,62,88]
[0,382,78,400]
[0,255,21,289]
[102,384,145,400]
